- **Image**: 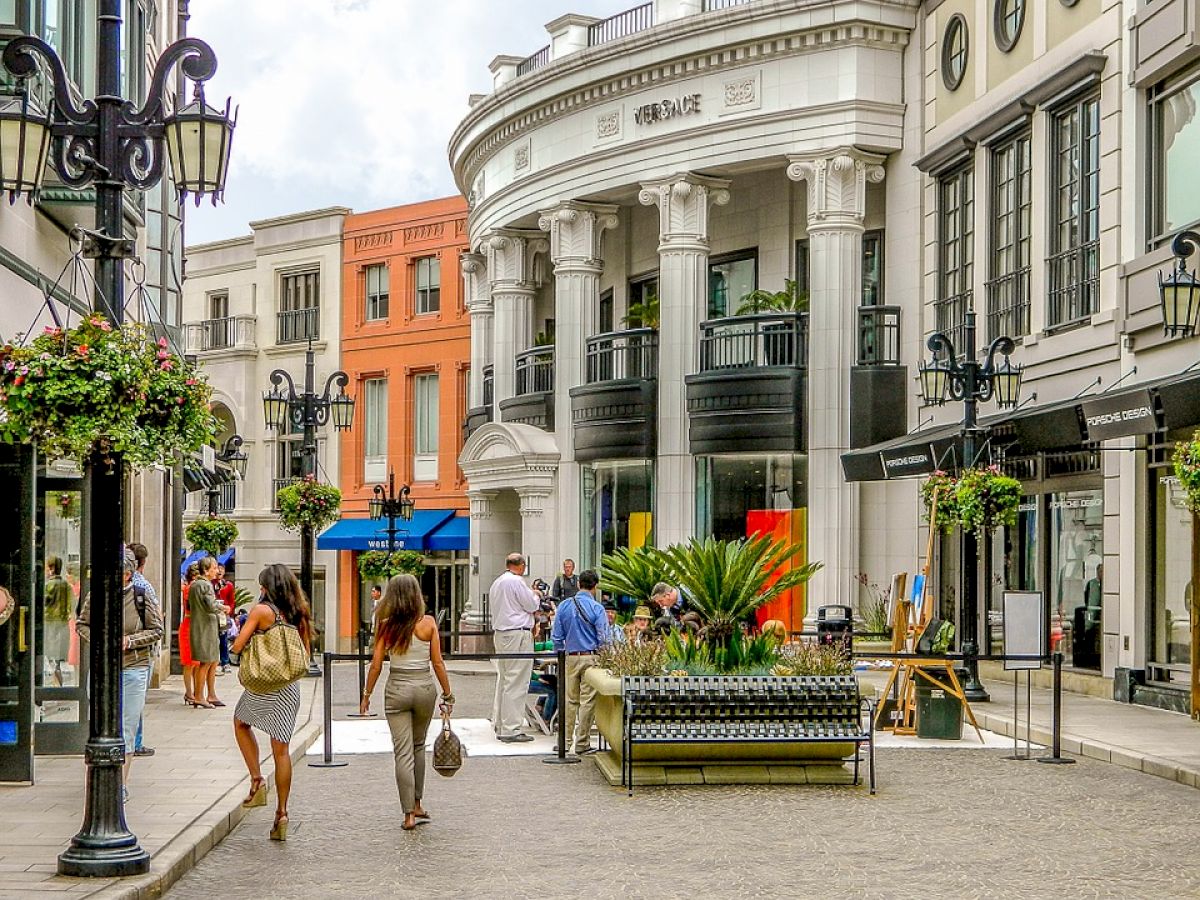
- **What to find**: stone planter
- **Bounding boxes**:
[584,668,859,788]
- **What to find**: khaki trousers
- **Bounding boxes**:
[383,671,438,814]
[492,629,533,737]
[565,654,597,753]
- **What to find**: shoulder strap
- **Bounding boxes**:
[132,583,147,628]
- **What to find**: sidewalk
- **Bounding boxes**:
[0,673,320,900]
[862,668,1200,788]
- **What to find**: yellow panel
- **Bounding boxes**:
[629,512,652,550]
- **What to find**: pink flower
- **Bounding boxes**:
[160,360,173,371]
[176,397,185,405]
[98,321,112,332]
[157,337,168,348]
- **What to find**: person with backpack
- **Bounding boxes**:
[187,556,224,708]
[76,547,163,800]
[128,542,159,757]
[550,569,608,755]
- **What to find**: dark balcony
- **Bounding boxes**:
[857,305,900,366]
[500,349,554,431]
[571,329,658,463]
[276,307,319,345]
[464,364,495,442]
[187,480,237,514]
[687,313,808,455]
[851,305,908,450]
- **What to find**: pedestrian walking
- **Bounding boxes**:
[360,574,454,831]
[489,552,541,742]
[179,563,199,705]
[230,564,313,842]
[550,559,579,602]
[187,556,224,708]
[128,542,159,757]
[76,547,163,801]
[213,564,235,674]
[550,569,607,754]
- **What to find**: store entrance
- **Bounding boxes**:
[0,446,36,783]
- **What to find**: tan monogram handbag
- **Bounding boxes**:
[238,604,308,694]
[432,711,464,777]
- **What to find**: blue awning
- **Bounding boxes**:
[179,549,205,577]
[315,509,456,551]
[426,514,469,551]
[217,547,236,566]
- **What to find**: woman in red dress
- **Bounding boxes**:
[180,563,199,704]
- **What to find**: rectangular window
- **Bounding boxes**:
[1150,469,1193,682]
[1048,95,1100,328]
[277,269,320,344]
[936,167,974,353]
[988,132,1032,340]
[416,256,441,315]
[1150,66,1200,244]
[862,230,884,307]
[1048,489,1104,671]
[707,251,757,319]
[122,0,146,103]
[365,264,389,321]
[363,378,387,483]
[208,292,228,321]
[598,288,614,333]
[795,239,810,295]
[627,276,658,328]
[413,373,439,481]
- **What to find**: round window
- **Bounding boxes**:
[942,14,969,92]
[994,0,1025,52]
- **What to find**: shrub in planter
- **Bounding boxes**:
[357,549,425,583]
[1173,431,1200,513]
[599,544,667,606]
[594,638,667,677]
[771,642,853,677]
[0,315,215,467]
[276,476,341,533]
[185,517,238,555]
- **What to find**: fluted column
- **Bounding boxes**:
[463,489,498,627]
[787,148,886,619]
[539,201,619,560]
[484,230,546,412]
[461,252,491,410]
[639,173,731,548]
[518,489,555,585]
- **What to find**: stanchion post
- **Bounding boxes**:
[309,651,348,768]
[346,630,376,719]
[1037,650,1075,765]
[543,646,580,765]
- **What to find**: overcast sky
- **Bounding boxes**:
[184,0,633,245]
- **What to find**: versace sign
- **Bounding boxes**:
[634,93,701,125]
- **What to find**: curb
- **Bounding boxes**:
[86,685,323,900]
[975,709,1200,792]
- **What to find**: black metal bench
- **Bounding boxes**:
[621,674,875,795]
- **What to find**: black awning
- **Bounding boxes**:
[841,423,963,483]
[1009,399,1086,452]
[1079,388,1157,441]
[1155,372,1200,432]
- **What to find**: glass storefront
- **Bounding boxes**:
[989,497,1039,654]
[1049,489,1104,671]
[1150,470,1192,685]
[580,460,655,570]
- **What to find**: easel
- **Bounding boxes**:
[872,486,984,741]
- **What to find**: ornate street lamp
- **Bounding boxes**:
[0,7,234,878]
[369,470,415,550]
[918,310,1022,703]
[1158,230,1200,338]
[263,341,353,672]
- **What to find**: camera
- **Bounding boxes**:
[531,578,549,593]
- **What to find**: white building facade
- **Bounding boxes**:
[182,208,350,649]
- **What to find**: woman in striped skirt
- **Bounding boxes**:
[230,564,312,842]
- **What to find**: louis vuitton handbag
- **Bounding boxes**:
[432,710,464,777]
[239,604,308,694]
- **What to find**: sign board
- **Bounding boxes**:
[1080,389,1156,441]
[201,444,216,473]
[1002,591,1044,671]
[880,443,936,479]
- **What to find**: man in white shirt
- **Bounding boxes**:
[489,552,541,742]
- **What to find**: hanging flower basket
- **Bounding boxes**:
[0,315,215,467]
[185,517,239,555]
[922,466,1022,535]
[276,476,342,534]
[357,549,426,583]
[921,471,959,533]
[48,490,81,523]
[1172,431,1200,513]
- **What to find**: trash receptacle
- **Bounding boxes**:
[915,673,963,740]
[816,605,853,652]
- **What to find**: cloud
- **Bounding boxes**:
[184,0,633,244]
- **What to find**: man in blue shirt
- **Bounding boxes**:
[551,569,608,755]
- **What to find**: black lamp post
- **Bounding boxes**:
[0,6,234,878]
[263,341,354,672]
[206,434,248,517]
[918,310,1023,702]
[1158,230,1200,338]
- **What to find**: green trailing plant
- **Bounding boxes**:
[357,549,426,582]
[533,330,554,347]
[185,517,238,554]
[659,535,822,647]
[735,279,809,315]
[599,545,667,605]
[954,465,1022,534]
[921,471,959,533]
[771,642,853,677]
[1173,431,1200,513]
[594,638,667,678]
[275,476,342,534]
[622,296,660,330]
[0,315,216,467]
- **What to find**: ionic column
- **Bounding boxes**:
[638,173,731,548]
[484,230,546,410]
[538,201,619,560]
[461,252,491,410]
[787,148,886,619]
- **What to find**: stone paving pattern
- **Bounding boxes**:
[167,666,1200,900]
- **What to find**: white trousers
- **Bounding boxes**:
[492,629,533,737]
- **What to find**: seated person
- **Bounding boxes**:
[529,665,558,725]
[630,605,654,643]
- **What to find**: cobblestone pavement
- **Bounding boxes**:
[166,664,1200,900]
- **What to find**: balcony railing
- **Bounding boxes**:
[515,347,554,396]
[517,44,550,77]
[588,3,654,45]
[703,0,752,10]
[184,314,256,354]
[199,316,234,350]
[986,268,1030,342]
[276,307,320,345]
[482,364,494,408]
[933,290,971,357]
[188,481,237,515]
[857,305,901,366]
[1047,242,1099,329]
[697,312,808,372]
[585,328,658,383]
[272,477,300,512]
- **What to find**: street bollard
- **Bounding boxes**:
[346,629,375,719]
[309,651,348,768]
[543,646,580,765]
[1037,650,1075,765]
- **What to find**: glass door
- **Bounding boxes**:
[0,445,35,783]
[34,474,89,754]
